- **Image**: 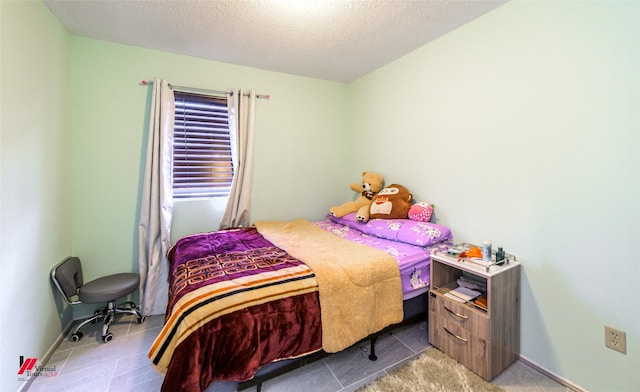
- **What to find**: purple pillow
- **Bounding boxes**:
[326,213,452,247]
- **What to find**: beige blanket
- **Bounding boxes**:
[255,219,403,352]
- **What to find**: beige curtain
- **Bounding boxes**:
[137,78,174,316]
[220,89,257,229]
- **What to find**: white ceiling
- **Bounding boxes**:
[44,0,507,83]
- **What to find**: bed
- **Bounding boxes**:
[149,213,453,392]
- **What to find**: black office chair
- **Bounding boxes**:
[51,256,145,343]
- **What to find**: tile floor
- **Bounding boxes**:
[25,314,573,392]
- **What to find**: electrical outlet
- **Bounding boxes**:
[605,325,627,354]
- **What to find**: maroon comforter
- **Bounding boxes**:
[149,228,322,391]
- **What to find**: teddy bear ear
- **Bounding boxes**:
[362,171,368,176]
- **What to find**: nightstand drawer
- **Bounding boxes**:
[429,312,489,379]
[429,292,489,339]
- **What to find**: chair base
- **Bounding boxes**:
[71,301,145,343]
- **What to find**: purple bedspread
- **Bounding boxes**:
[165,227,305,314]
[314,219,451,299]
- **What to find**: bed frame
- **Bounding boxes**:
[236,292,428,392]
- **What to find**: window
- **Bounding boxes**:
[173,92,233,199]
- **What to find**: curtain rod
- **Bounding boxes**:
[139,80,270,100]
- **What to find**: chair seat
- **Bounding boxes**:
[79,273,140,304]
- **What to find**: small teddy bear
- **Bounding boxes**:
[330,171,384,223]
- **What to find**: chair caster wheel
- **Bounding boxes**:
[71,332,83,342]
[102,333,113,343]
[137,316,146,324]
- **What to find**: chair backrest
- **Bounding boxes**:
[51,257,84,304]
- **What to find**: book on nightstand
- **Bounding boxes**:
[443,286,481,303]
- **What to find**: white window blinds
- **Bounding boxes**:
[173,92,233,199]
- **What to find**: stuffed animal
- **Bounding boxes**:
[330,171,385,223]
[369,184,413,219]
[408,202,434,222]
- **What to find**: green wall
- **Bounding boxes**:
[70,37,350,282]
[1,2,72,391]
[348,1,639,391]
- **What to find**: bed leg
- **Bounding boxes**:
[256,382,262,392]
[369,336,378,361]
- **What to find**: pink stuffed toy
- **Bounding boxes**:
[408,202,434,222]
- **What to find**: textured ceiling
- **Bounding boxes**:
[45,0,507,83]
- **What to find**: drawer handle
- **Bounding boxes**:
[444,327,469,343]
[444,305,468,320]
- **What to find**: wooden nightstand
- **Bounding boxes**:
[428,248,520,381]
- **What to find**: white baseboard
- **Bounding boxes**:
[519,355,586,392]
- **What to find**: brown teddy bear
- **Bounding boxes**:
[330,171,385,222]
[369,184,413,219]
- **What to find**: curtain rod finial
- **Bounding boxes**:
[140,80,149,86]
